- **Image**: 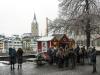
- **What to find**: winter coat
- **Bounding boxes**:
[9,48,17,64]
[91,49,96,63]
[17,48,23,64]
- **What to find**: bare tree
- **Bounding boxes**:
[48,0,100,49]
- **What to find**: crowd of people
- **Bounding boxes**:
[9,47,23,70]
[47,45,97,73]
[8,45,97,73]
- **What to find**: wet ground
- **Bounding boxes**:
[0,56,100,75]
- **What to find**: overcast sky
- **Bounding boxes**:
[0,0,59,36]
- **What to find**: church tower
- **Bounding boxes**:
[31,13,39,36]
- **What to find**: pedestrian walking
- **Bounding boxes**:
[9,47,17,70]
[17,48,23,69]
[91,47,97,73]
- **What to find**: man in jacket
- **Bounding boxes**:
[9,47,17,70]
[91,47,97,73]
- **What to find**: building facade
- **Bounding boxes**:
[11,35,22,50]
[0,35,23,53]
[22,33,32,53]
[0,35,6,53]
[22,33,40,53]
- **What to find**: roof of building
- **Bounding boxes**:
[37,36,54,41]
[22,33,32,38]
[52,34,68,40]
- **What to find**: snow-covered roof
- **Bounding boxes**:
[37,36,54,41]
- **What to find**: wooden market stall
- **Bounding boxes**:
[37,36,58,53]
[37,34,73,53]
[37,36,58,60]
[36,34,75,61]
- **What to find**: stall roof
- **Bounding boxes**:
[52,34,69,40]
[37,36,54,41]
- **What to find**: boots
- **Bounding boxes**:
[18,64,22,69]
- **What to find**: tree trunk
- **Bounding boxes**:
[86,22,91,49]
[85,0,91,49]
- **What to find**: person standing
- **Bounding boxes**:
[17,48,23,69]
[87,47,92,64]
[53,47,58,65]
[81,46,86,65]
[91,47,97,73]
[56,47,64,68]
[64,46,69,67]
[69,48,76,69]
[47,46,54,65]
[74,45,80,63]
[9,47,17,70]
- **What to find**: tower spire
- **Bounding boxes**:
[33,12,37,24]
[34,12,36,20]
[31,12,39,36]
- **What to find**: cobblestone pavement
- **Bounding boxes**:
[0,56,100,75]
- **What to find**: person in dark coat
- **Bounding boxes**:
[17,48,23,69]
[56,47,64,68]
[69,48,76,69]
[91,47,97,73]
[64,46,69,67]
[74,45,80,63]
[81,46,86,65]
[53,47,58,65]
[9,47,17,70]
[47,47,54,65]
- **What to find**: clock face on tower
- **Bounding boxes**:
[63,38,66,41]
